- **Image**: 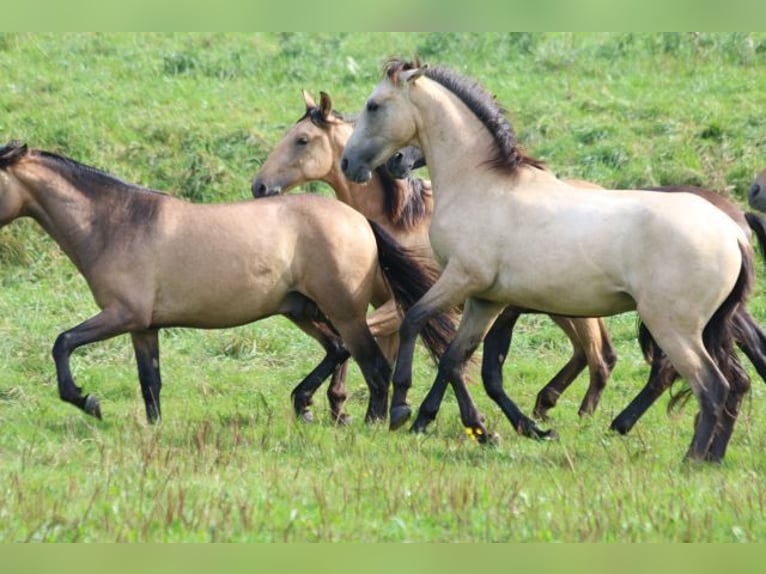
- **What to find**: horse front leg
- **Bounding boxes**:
[131,329,162,424]
[390,263,479,431]
[51,308,137,420]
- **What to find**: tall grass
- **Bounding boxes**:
[1,33,766,541]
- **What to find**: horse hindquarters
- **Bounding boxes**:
[639,243,753,462]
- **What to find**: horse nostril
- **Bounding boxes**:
[252,180,267,197]
[750,182,761,199]
[341,158,349,173]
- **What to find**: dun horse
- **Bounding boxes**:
[341,59,753,463]
[252,90,623,439]
[390,146,766,436]
[0,141,448,425]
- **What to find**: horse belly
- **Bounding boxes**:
[490,264,636,317]
[152,252,295,328]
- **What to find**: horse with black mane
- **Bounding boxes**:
[0,140,451,425]
[341,58,753,462]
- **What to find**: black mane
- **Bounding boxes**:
[376,166,430,231]
[385,58,545,173]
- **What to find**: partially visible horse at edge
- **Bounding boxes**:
[341,58,753,463]
[0,140,452,425]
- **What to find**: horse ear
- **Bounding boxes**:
[319,91,333,121]
[302,89,317,111]
[401,65,427,84]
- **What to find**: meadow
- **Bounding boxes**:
[1,32,766,542]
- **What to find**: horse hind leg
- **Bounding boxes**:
[281,293,352,423]
[534,317,615,420]
[321,312,391,424]
[131,329,162,423]
[706,351,750,462]
[610,323,678,435]
[644,324,729,462]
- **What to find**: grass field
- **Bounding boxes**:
[1,33,766,542]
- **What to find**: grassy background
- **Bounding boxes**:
[1,32,766,541]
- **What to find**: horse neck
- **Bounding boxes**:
[323,124,390,224]
[411,80,497,201]
[20,166,110,273]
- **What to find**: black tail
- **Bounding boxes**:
[745,211,766,268]
[666,241,754,412]
[368,220,458,366]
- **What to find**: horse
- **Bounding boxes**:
[390,146,766,435]
[748,169,766,213]
[341,58,753,463]
[252,89,623,439]
[0,140,450,425]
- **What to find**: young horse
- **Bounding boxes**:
[252,90,619,438]
[341,59,753,463]
[390,147,766,435]
[0,140,443,425]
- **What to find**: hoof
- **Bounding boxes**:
[84,395,102,420]
[332,413,351,426]
[389,405,412,431]
[465,425,494,444]
[300,410,314,423]
[609,419,630,436]
[538,428,558,441]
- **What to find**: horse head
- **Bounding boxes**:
[252,90,349,198]
[341,59,426,184]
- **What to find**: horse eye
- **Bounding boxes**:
[366,100,379,112]
[296,136,309,146]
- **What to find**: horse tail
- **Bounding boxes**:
[368,220,458,366]
[744,211,766,268]
[668,241,754,412]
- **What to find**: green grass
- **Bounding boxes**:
[2,33,766,542]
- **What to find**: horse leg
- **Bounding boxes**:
[474,302,556,440]
[533,316,587,419]
[333,318,392,423]
[413,297,506,441]
[326,360,350,424]
[642,320,729,462]
[281,294,352,423]
[706,351,750,462]
[52,308,136,419]
[731,307,766,383]
[478,307,521,423]
[411,299,507,435]
[535,317,615,420]
[391,262,481,431]
[131,329,162,424]
[609,353,678,435]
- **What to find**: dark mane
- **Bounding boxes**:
[375,166,430,231]
[384,58,545,174]
[7,144,167,230]
[0,140,29,168]
[35,149,166,198]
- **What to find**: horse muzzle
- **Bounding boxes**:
[340,156,372,184]
[251,177,282,198]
